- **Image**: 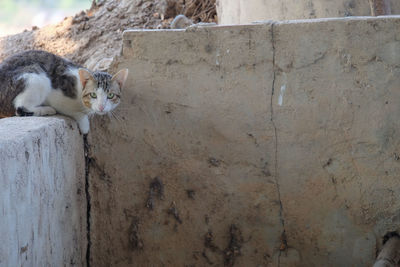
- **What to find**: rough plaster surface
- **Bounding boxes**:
[89,24,283,266]
[273,16,400,266]
[88,16,400,266]
[0,117,86,267]
[217,0,399,24]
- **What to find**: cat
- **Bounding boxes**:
[170,14,217,29]
[0,50,128,134]
[170,14,194,29]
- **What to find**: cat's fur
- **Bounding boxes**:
[170,14,217,29]
[0,50,128,134]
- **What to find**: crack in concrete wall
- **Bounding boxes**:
[270,22,287,267]
[84,135,92,267]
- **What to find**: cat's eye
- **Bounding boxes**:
[107,93,115,99]
[90,92,97,98]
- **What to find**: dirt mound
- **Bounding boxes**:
[0,0,216,71]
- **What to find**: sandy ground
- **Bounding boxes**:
[0,0,216,71]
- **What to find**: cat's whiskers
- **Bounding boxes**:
[109,110,130,133]
[110,110,123,123]
[112,107,134,111]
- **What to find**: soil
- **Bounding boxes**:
[223,224,243,267]
[146,176,164,210]
[128,216,144,250]
[0,0,217,71]
[167,201,182,224]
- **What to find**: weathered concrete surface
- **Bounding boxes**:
[0,117,86,267]
[217,0,399,24]
[89,16,400,266]
[88,24,284,266]
[273,16,400,266]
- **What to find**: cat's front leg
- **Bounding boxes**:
[73,114,90,134]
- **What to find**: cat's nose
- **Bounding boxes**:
[99,105,104,111]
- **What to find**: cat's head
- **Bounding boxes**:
[78,68,128,115]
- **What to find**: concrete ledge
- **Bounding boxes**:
[217,0,400,24]
[0,116,86,266]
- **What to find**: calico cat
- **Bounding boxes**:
[0,50,128,134]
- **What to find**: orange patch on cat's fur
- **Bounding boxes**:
[82,95,92,109]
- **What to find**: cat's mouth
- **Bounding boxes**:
[96,111,107,115]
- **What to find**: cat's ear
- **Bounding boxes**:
[112,69,129,89]
[78,68,94,88]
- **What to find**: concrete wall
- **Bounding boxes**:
[0,117,86,267]
[88,24,283,266]
[87,16,400,266]
[274,16,400,266]
[217,0,399,24]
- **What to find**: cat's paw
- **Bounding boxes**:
[77,116,90,134]
[16,107,34,116]
[16,106,56,116]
